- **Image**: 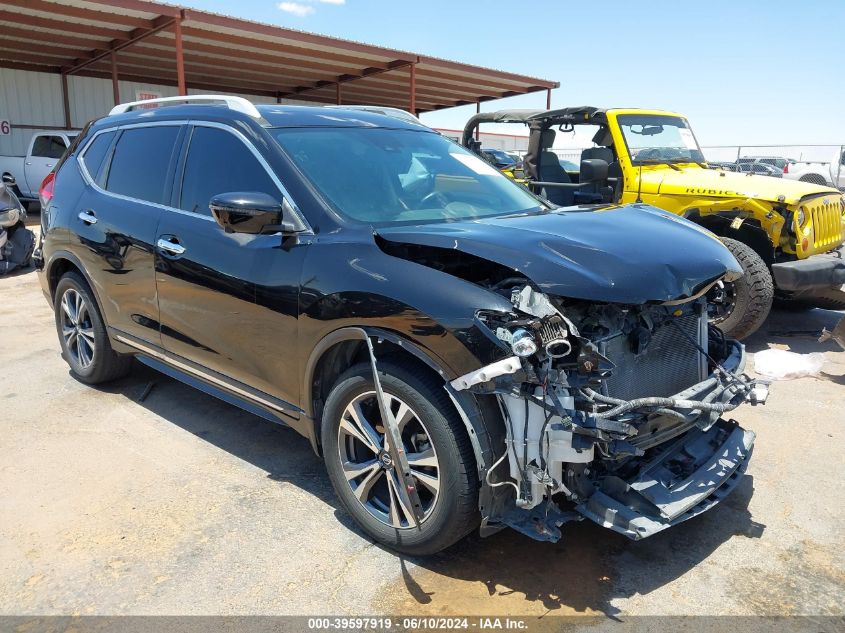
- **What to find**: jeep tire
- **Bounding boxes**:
[711,238,774,340]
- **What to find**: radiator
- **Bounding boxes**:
[600,314,706,400]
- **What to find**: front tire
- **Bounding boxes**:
[321,359,478,555]
[54,272,132,384]
[710,238,774,340]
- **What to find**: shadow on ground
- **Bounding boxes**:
[396,474,762,616]
[85,353,771,617]
[744,305,844,355]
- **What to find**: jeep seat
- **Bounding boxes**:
[538,129,574,206]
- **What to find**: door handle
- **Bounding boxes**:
[157,237,186,256]
[77,210,97,225]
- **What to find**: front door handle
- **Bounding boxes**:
[157,237,186,256]
[77,210,97,225]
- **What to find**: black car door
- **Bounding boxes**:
[70,123,183,345]
[154,122,305,414]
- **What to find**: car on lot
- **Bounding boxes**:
[463,108,845,339]
[735,161,783,177]
[480,147,518,170]
[0,131,78,206]
[37,95,768,555]
[783,152,845,189]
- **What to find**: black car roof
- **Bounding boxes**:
[92,103,430,132]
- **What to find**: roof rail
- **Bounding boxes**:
[109,95,261,119]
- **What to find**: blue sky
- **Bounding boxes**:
[179,0,844,147]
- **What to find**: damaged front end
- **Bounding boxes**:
[451,284,769,542]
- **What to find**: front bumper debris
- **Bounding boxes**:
[771,246,845,291]
[576,419,754,539]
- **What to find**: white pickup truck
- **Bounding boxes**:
[783,149,845,190]
[0,132,78,205]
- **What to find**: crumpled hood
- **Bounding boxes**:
[376,203,742,304]
[645,167,836,205]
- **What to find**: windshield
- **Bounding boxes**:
[618,114,705,165]
[274,128,544,225]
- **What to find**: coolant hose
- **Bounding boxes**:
[584,387,745,419]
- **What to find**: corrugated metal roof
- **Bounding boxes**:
[0,0,558,113]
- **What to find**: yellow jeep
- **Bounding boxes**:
[463,108,845,339]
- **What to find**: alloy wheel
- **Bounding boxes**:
[60,288,96,370]
[708,279,737,324]
[337,391,440,529]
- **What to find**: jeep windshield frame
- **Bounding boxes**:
[617,113,706,167]
[273,126,546,228]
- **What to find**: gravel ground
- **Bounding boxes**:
[1,248,843,619]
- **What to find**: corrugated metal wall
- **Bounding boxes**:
[0,68,317,157]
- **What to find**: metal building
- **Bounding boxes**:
[0,0,557,157]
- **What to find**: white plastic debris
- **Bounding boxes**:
[754,349,825,380]
[450,356,521,391]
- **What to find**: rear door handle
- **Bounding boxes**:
[77,210,97,225]
[157,237,186,256]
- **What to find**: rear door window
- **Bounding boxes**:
[80,131,116,182]
[105,126,180,205]
[31,135,68,159]
[178,126,278,216]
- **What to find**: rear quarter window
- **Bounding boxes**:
[105,126,180,204]
[80,131,116,183]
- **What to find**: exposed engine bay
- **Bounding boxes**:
[451,283,769,542]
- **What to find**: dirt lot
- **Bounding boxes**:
[1,243,844,619]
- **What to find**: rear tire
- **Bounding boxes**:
[54,272,132,384]
[798,173,828,186]
[710,238,774,340]
[321,358,478,555]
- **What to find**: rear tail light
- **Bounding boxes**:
[39,172,55,209]
[783,163,789,173]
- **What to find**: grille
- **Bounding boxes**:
[807,196,845,253]
[601,314,705,401]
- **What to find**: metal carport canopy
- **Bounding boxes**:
[0,0,559,115]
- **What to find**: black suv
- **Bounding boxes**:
[38,96,766,555]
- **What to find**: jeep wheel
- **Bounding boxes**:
[54,272,132,384]
[709,238,774,340]
[321,359,478,555]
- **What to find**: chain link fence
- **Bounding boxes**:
[534,145,845,190]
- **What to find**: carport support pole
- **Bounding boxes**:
[110,52,119,106]
[408,62,416,115]
[60,73,71,129]
[475,101,480,141]
[174,16,187,96]
[546,88,552,109]
[336,81,342,105]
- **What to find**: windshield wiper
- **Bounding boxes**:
[668,157,708,169]
[636,158,681,171]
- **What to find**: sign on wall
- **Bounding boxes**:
[0,120,11,136]
[134,91,163,108]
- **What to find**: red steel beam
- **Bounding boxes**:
[173,16,186,96]
[409,62,416,114]
[0,10,132,41]
[0,0,154,30]
[61,73,71,129]
[64,14,178,75]
[111,52,120,105]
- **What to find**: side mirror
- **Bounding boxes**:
[580,158,609,183]
[210,191,286,235]
[2,173,15,186]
